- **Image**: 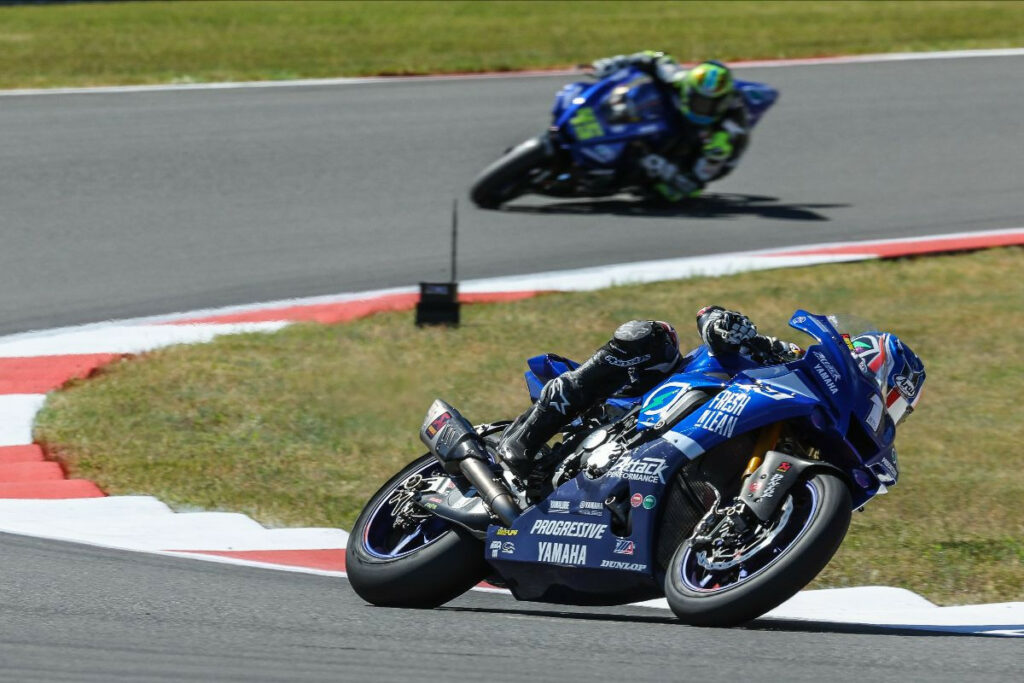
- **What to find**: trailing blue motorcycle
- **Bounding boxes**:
[347,311,908,626]
[469,65,778,208]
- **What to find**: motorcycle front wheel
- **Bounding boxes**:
[346,454,488,608]
[664,471,851,627]
[469,135,553,208]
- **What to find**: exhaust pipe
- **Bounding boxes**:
[420,399,519,526]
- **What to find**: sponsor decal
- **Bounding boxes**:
[549,500,570,514]
[608,456,669,484]
[642,495,656,510]
[694,390,751,438]
[776,462,792,473]
[748,481,761,493]
[731,383,794,401]
[813,351,842,381]
[761,473,785,498]
[841,333,855,352]
[604,353,651,368]
[614,539,635,555]
[814,363,839,395]
[865,394,884,431]
[537,542,588,565]
[490,541,515,558]
[895,374,917,399]
[630,493,643,508]
[639,382,693,426]
[530,520,608,539]
[426,411,452,438]
[496,528,518,536]
[792,316,807,324]
[547,378,571,415]
[600,560,646,571]
[579,501,604,516]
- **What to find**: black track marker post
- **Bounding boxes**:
[415,199,461,326]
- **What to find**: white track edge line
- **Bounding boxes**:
[2,48,1023,97]
[1,226,1020,343]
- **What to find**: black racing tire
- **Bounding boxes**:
[664,471,851,627]
[470,136,552,208]
[346,454,488,608]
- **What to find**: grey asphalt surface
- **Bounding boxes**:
[1,55,1022,680]
[2,55,1022,336]
[1,533,1020,683]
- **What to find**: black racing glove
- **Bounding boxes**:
[697,306,756,353]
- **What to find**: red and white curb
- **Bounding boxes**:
[1,228,1021,635]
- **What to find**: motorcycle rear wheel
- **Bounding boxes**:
[346,454,488,608]
[664,471,851,627]
[470,136,552,208]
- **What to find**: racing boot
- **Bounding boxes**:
[497,320,682,496]
[496,375,578,495]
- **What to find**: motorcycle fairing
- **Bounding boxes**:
[483,435,680,605]
[487,311,899,599]
[549,67,779,173]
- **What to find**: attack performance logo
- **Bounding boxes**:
[608,455,668,484]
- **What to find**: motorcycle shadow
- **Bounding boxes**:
[439,604,984,638]
[502,193,847,222]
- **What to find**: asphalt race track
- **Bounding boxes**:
[1,533,1020,683]
[1,55,1022,680]
[2,55,1023,336]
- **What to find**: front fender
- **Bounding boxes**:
[740,450,847,522]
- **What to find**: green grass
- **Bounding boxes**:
[0,1,1022,88]
[35,248,1024,606]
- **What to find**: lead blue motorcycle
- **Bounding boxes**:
[347,311,904,626]
[469,65,778,208]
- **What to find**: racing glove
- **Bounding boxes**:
[702,130,734,162]
[592,51,677,82]
[697,306,757,353]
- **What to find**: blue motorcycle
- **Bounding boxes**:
[347,311,903,626]
[469,65,778,208]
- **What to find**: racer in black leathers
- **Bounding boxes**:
[496,307,801,493]
[589,51,751,201]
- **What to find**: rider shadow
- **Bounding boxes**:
[503,193,847,222]
[438,604,1003,638]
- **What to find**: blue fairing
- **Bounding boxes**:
[548,67,778,171]
[497,311,894,604]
